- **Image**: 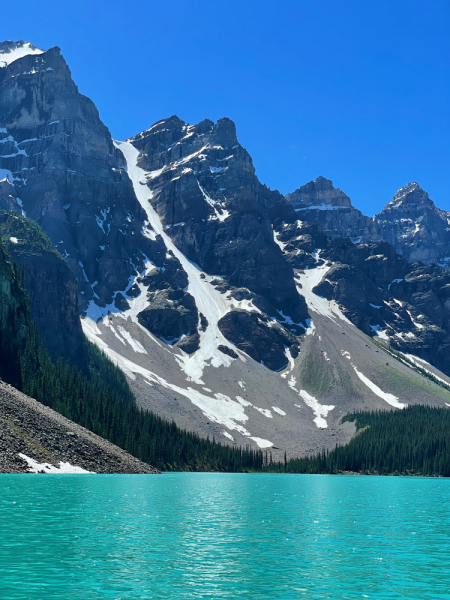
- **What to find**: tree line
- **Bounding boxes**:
[264,406,450,477]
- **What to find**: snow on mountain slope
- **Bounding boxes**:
[116,140,237,384]
[0,41,44,68]
[81,140,450,459]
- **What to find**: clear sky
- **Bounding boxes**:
[2,0,449,214]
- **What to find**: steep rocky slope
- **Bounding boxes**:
[0,41,162,311]
[0,212,86,364]
[0,234,29,387]
[373,183,450,267]
[0,379,159,474]
[276,219,450,376]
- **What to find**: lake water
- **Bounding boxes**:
[0,474,449,599]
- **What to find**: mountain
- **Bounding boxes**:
[0,41,159,312]
[374,183,450,268]
[2,40,450,461]
[286,179,450,269]
[286,176,378,243]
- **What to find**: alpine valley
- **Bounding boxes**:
[1,40,450,469]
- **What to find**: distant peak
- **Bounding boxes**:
[314,176,333,186]
[383,182,434,211]
[0,41,45,68]
[286,177,352,209]
[392,182,422,200]
[129,115,186,142]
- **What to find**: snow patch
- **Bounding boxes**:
[297,390,335,429]
[403,354,450,387]
[295,205,344,211]
[370,325,389,340]
[388,278,403,290]
[18,453,94,474]
[288,375,334,428]
[273,230,287,251]
[249,437,273,449]
[295,264,353,326]
[116,326,147,354]
[0,43,44,68]
[352,366,406,408]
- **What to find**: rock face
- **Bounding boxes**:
[0,42,162,311]
[137,255,200,351]
[0,238,28,387]
[0,212,86,364]
[130,116,307,323]
[373,183,450,267]
[277,219,450,375]
[0,177,21,213]
[287,179,450,270]
[286,177,378,242]
[0,379,159,474]
[218,310,298,371]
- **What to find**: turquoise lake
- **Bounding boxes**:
[0,474,449,599]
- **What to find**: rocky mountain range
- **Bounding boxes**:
[1,40,450,460]
[287,177,450,268]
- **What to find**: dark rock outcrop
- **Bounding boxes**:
[0,212,86,364]
[137,254,199,350]
[373,183,450,267]
[130,116,308,323]
[0,238,28,387]
[218,310,298,371]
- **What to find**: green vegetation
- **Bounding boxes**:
[266,406,450,477]
[0,212,61,259]
[301,351,334,396]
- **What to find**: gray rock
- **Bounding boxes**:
[0,379,159,474]
[218,309,297,371]
[0,44,163,310]
[286,177,378,243]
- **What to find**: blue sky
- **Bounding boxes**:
[2,0,449,214]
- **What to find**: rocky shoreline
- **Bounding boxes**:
[0,380,160,474]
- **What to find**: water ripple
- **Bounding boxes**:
[0,474,449,599]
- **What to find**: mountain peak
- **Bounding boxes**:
[382,182,435,212]
[0,41,44,68]
[286,177,352,209]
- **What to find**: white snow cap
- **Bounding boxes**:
[0,41,44,68]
